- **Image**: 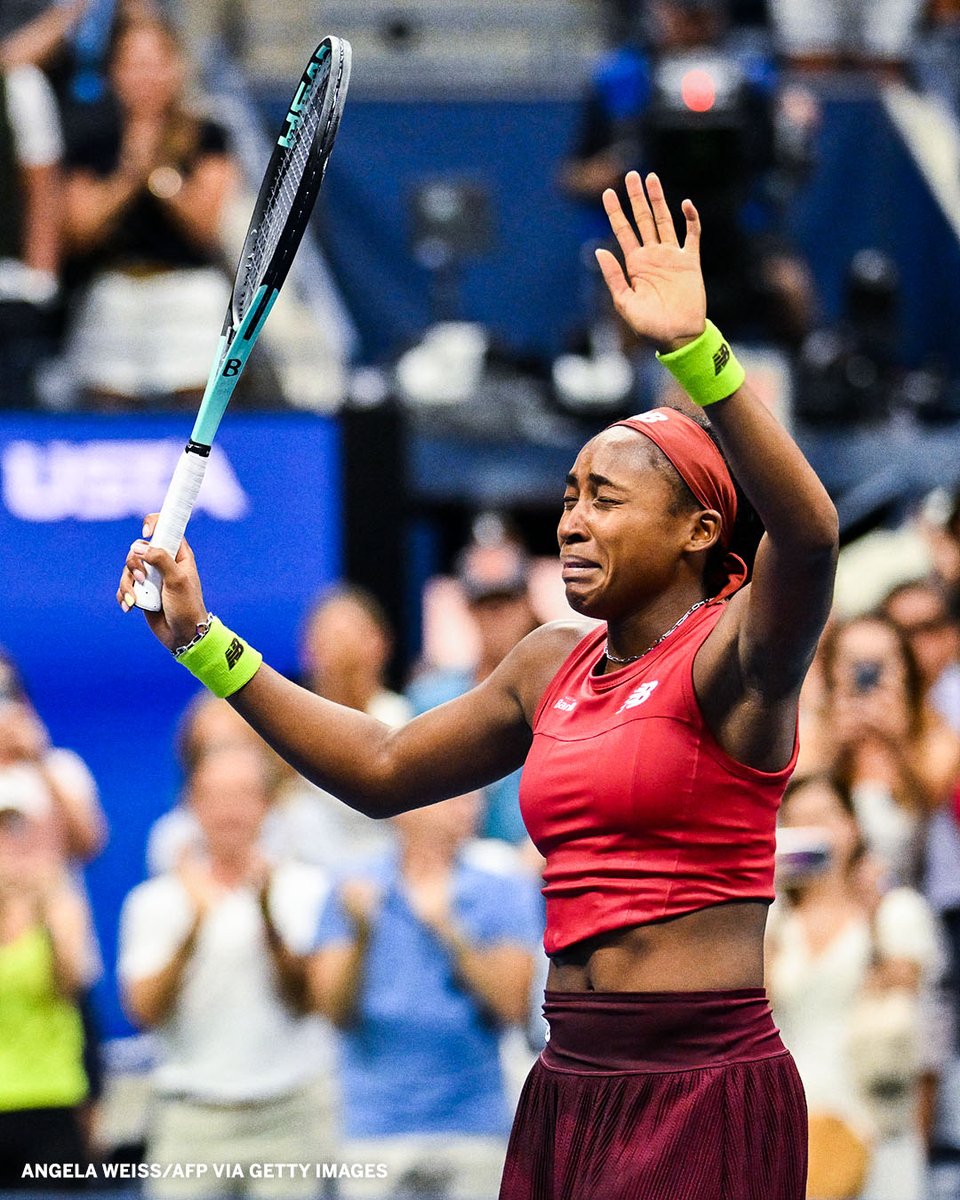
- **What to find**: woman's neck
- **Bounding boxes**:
[604,583,709,666]
[401,839,457,876]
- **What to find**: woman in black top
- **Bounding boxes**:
[63,15,237,406]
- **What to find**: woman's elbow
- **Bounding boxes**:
[798,495,839,558]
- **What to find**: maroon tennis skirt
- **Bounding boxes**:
[499,989,807,1200]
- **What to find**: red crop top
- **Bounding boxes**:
[519,602,798,955]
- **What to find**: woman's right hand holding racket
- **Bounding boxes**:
[117,514,209,652]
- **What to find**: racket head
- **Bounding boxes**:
[231,35,352,329]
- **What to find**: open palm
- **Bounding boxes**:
[596,172,707,351]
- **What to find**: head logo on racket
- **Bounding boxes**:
[279,45,330,149]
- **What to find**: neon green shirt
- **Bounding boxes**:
[0,925,88,1110]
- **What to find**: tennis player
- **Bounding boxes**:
[119,172,837,1199]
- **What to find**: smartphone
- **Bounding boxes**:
[775,825,833,883]
[852,660,883,694]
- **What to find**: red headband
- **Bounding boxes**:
[609,409,747,600]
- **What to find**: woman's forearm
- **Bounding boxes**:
[123,918,202,1028]
[434,923,533,1025]
[312,934,370,1028]
[705,385,838,556]
[19,163,60,273]
[64,171,142,253]
[229,662,528,818]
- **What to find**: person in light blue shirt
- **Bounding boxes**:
[310,792,542,1200]
[406,527,539,846]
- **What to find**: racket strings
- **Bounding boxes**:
[235,52,338,322]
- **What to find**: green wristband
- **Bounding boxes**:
[655,320,745,407]
[175,617,262,699]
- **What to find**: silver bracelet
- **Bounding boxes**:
[172,613,216,659]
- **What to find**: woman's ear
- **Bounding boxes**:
[685,509,722,554]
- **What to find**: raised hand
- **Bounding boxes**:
[404,869,453,933]
[340,879,383,933]
[595,171,707,352]
[0,704,49,764]
[176,853,221,918]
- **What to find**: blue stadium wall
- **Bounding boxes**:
[292,88,960,370]
[0,415,341,1038]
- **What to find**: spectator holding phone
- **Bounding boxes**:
[768,773,946,1200]
[806,613,960,887]
[883,578,960,736]
[0,650,106,866]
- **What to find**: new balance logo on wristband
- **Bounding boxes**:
[712,344,731,375]
[225,638,245,670]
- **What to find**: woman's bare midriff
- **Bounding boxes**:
[546,901,770,993]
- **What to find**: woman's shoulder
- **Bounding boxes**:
[516,619,599,671]
[501,619,599,722]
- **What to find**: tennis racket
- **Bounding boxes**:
[133,35,352,611]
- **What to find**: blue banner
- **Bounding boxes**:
[0,413,341,1037]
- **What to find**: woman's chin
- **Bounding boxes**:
[564,586,602,619]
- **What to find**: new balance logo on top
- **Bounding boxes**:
[225,638,245,670]
[633,411,669,424]
[617,681,659,714]
[554,696,577,712]
[713,343,731,375]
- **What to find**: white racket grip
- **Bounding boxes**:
[133,448,209,612]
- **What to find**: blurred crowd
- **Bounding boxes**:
[3,0,960,412]
[552,0,960,428]
[0,521,549,1199]
[0,0,239,410]
[3,505,960,1199]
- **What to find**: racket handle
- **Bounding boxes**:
[133,445,210,612]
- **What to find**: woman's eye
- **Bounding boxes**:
[595,496,619,506]
[562,495,577,508]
